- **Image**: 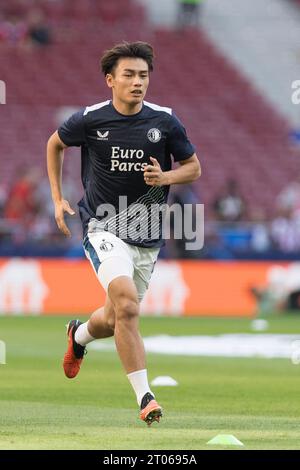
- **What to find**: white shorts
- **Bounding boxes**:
[83,220,160,302]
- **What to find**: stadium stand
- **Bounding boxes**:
[0,0,298,255]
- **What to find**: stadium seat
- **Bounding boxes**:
[0,0,297,217]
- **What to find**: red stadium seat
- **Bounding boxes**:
[0,1,296,217]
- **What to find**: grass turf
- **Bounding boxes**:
[1,314,300,449]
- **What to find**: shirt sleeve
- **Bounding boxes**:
[57,109,86,147]
[168,113,195,162]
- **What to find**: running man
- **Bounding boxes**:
[47,41,201,425]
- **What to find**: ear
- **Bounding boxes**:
[106,73,113,89]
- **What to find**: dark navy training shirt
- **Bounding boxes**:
[58,100,195,248]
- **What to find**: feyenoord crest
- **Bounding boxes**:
[99,240,114,252]
[147,128,161,143]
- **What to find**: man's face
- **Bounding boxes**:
[106,58,150,107]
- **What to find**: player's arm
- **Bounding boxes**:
[47,130,75,237]
[144,153,201,186]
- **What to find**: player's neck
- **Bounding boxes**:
[112,99,143,116]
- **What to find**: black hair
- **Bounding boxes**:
[101,41,154,75]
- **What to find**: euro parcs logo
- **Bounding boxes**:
[0,80,6,104]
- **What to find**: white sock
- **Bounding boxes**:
[127,369,154,406]
[74,321,95,346]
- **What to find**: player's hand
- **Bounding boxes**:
[144,157,168,186]
[54,199,75,237]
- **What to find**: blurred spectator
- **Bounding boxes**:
[0,13,27,46]
[213,179,246,224]
[249,208,270,253]
[4,167,40,241]
[0,7,51,48]
[276,178,300,215]
[176,0,203,30]
[0,166,83,250]
[271,208,300,253]
[27,9,51,47]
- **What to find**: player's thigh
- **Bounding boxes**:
[133,247,159,302]
[83,230,134,292]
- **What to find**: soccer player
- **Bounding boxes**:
[47,41,201,425]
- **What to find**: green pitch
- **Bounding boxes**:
[1,314,300,449]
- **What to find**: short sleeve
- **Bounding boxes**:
[168,113,195,162]
[58,109,86,147]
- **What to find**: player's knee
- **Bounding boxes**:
[116,298,139,322]
[104,304,116,330]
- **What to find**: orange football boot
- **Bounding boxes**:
[63,320,86,378]
[140,393,163,426]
